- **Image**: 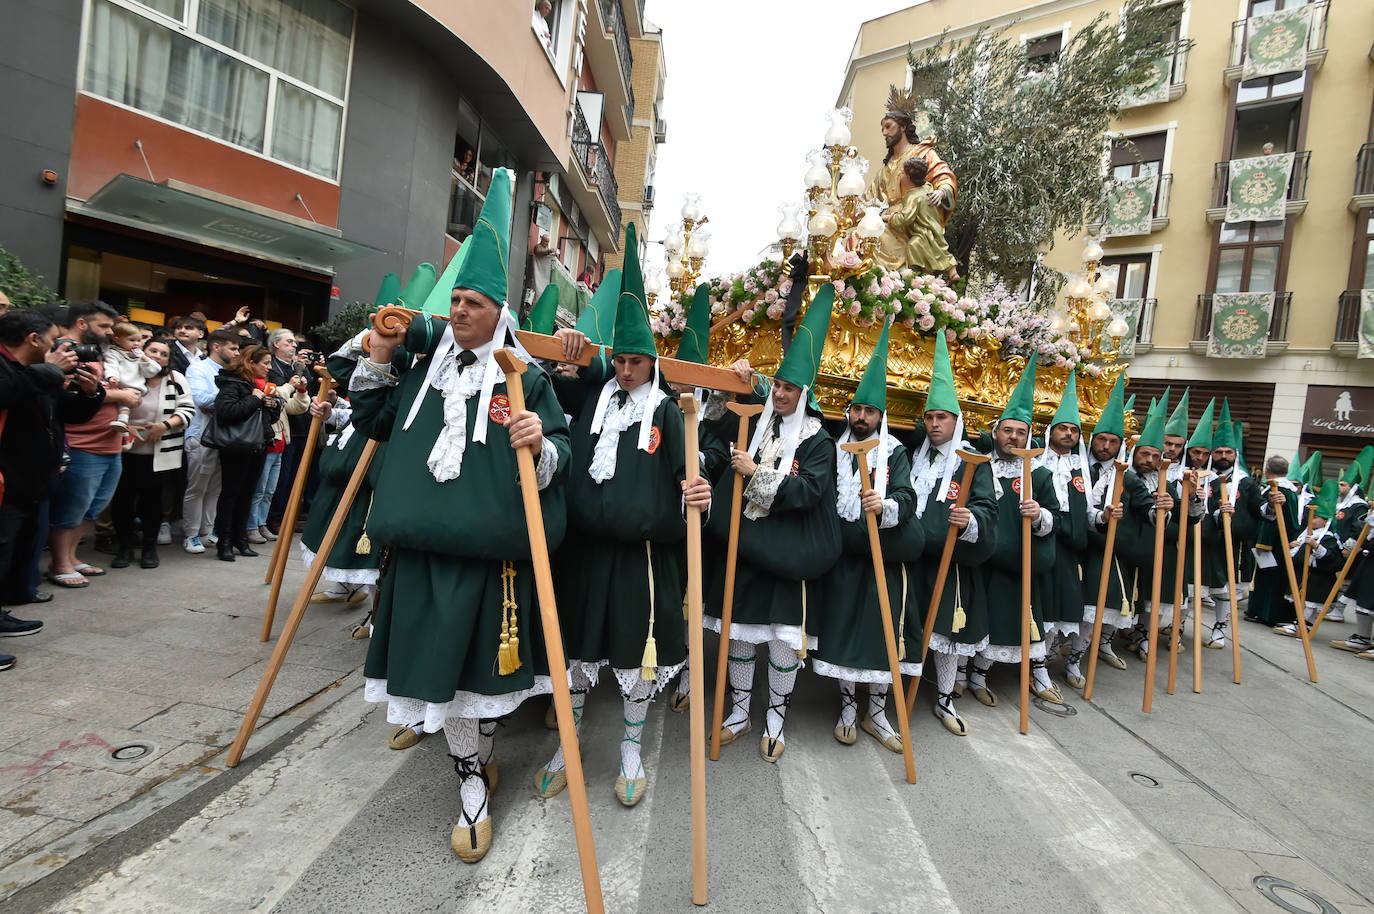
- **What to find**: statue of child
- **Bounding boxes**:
[884,157,958,281]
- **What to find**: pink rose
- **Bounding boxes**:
[918,315,935,331]
[915,300,931,316]
[764,289,779,303]
[903,317,916,328]
[968,326,982,340]
[945,329,957,344]
[849,302,862,316]
[842,251,862,269]
[767,303,784,319]
[742,309,756,323]
[843,287,857,301]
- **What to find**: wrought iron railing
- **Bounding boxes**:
[572,103,622,237]
[1135,298,1158,345]
[1227,1,1328,69]
[1335,290,1363,342]
[1355,143,1374,197]
[1194,292,1291,342]
[600,0,634,97]
[1210,151,1310,210]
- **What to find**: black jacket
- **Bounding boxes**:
[269,356,312,439]
[169,342,199,377]
[213,373,283,447]
[0,353,106,506]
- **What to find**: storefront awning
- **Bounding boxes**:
[69,175,382,275]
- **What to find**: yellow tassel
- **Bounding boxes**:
[681,594,689,621]
[640,635,657,681]
[497,563,522,675]
[952,567,967,634]
[1030,616,1041,642]
[796,581,808,659]
[898,565,908,661]
[356,493,376,555]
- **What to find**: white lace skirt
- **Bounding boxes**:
[364,676,554,733]
[300,543,380,586]
[703,617,817,652]
[809,658,922,683]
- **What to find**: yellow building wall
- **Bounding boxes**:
[604,33,665,273]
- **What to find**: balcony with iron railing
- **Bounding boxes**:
[600,0,635,119]
[1121,44,1189,108]
[1192,292,1291,354]
[571,103,622,239]
[1089,173,1173,235]
[1332,290,1369,356]
[1224,1,1328,84]
[1134,298,1158,350]
[1352,143,1374,213]
[1207,151,1309,222]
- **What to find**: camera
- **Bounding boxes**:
[53,337,103,367]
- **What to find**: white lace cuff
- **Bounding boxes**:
[958,515,979,543]
[350,358,398,390]
[1033,507,1054,536]
[535,437,558,490]
[744,465,784,511]
[880,498,900,529]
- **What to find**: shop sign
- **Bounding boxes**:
[1303,385,1374,438]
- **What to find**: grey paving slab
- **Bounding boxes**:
[131,703,247,747]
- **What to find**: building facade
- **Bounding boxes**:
[841,0,1374,472]
[601,22,666,276]
[0,0,650,334]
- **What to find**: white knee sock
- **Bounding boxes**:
[764,640,799,743]
[724,639,755,733]
[954,655,969,691]
[1354,610,1373,640]
[1030,658,1053,691]
[676,664,690,696]
[546,665,591,773]
[443,716,488,826]
[866,683,896,740]
[838,680,858,728]
[933,651,959,717]
[478,718,498,768]
[969,657,993,691]
[621,677,653,779]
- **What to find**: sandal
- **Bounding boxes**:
[50,572,89,588]
[73,563,106,577]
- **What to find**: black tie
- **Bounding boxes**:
[615,389,628,407]
[770,415,783,437]
[457,349,477,369]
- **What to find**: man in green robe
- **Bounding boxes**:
[1273,483,1345,638]
[345,169,573,865]
[1332,468,1374,654]
[1034,371,1092,690]
[1199,400,1261,649]
[705,285,841,763]
[905,332,997,737]
[530,225,711,808]
[1328,463,1368,624]
[976,353,1063,705]
[1247,455,1303,626]
[813,318,923,753]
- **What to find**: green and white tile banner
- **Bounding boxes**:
[1208,292,1273,359]
[1242,5,1312,81]
[1360,289,1374,360]
[1099,298,1142,358]
[1225,153,1294,223]
[1122,54,1171,108]
[1104,174,1158,237]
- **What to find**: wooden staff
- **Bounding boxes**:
[679,394,708,906]
[709,402,764,762]
[1083,460,1127,701]
[1309,525,1369,638]
[260,366,336,641]
[1009,446,1045,735]
[493,349,604,913]
[1166,471,1195,696]
[1271,490,1318,683]
[841,439,916,784]
[230,438,379,766]
[1299,505,1316,611]
[905,449,990,717]
[1142,459,1172,714]
[1218,476,1243,685]
[1192,519,1203,693]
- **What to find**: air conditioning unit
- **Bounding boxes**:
[654,119,667,143]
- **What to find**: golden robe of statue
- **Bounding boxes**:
[866,139,957,271]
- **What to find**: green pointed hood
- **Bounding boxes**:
[998,350,1039,427]
[1124,393,1137,415]
[1314,480,1339,520]
[574,269,622,347]
[1341,462,1364,486]
[1050,369,1082,430]
[775,283,834,391]
[1138,396,1166,451]
[372,273,401,309]
[395,263,437,312]
[1090,373,1125,439]
[1212,400,1237,451]
[852,316,892,411]
[1287,450,1305,484]
[1233,421,1246,468]
[522,283,560,334]
[1300,451,1323,489]
[612,223,656,358]
[1188,398,1216,450]
[1165,388,1191,439]
[924,329,960,415]
[452,167,512,306]
[1355,445,1374,489]
[675,283,712,364]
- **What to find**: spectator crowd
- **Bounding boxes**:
[0,292,331,671]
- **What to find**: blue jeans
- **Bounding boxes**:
[251,451,283,529]
[51,450,122,530]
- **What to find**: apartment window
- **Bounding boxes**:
[1025,32,1063,74]
[449,97,515,241]
[1215,221,1284,293]
[81,0,352,180]
[1111,132,1165,180]
[1359,212,1374,288]
[1231,98,1301,156]
[1099,255,1152,299]
[1236,71,1306,104]
[1247,0,1311,15]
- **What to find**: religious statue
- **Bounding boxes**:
[883,157,958,280]
[864,87,958,272]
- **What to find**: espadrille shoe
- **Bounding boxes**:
[533,766,567,799]
[388,725,425,750]
[668,691,690,713]
[833,723,857,745]
[615,774,647,807]
[716,719,751,747]
[859,717,902,753]
[759,734,785,763]
[451,817,491,864]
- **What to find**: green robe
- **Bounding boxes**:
[300,422,384,575]
[1199,470,1262,588]
[1299,525,1345,608]
[349,339,572,714]
[1247,481,1301,625]
[705,414,840,646]
[908,440,998,655]
[551,375,689,677]
[1036,452,1090,632]
[982,462,1059,657]
[1113,467,1187,620]
[814,437,925,679]
[1081,460,1153,623]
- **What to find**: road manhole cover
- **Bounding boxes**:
[1128,771,1161,788]
[110,743,154,761]
[1252,875,1340,914]
[1032,697,1076,717]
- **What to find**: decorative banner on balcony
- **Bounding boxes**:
[1208,292,1273,359]
[1360,289,1374,359]
[1225,153,1294,223]
[1242,5,1312,81]
[1104,175,1158,237]
[1122,54,1172,108]
[1099,298,1142,358]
